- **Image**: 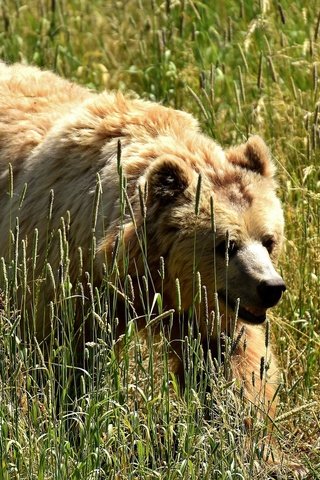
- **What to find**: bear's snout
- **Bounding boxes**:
[257,278,286,308]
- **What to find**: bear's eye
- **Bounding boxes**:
[262,235,276,254]
[228,240,238,257]
[216,239,238,258]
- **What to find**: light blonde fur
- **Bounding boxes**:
[0,63,281,435]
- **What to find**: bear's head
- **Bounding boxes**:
[98,134,285,333]
[140,135,286,328]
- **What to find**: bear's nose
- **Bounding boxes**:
[257,278,286,308]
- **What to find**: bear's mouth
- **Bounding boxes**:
[220,293,267,324]
[236,304,267,324]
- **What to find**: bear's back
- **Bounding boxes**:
[0,62,92,171]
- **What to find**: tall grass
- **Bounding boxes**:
[0,1,319,479]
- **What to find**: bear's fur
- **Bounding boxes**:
[0,63,290,459]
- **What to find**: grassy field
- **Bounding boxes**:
[0,0,319,479]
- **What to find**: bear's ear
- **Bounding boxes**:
[226,135,275,177]
[146,157,191,204]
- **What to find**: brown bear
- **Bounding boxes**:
[0,63,303,474]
